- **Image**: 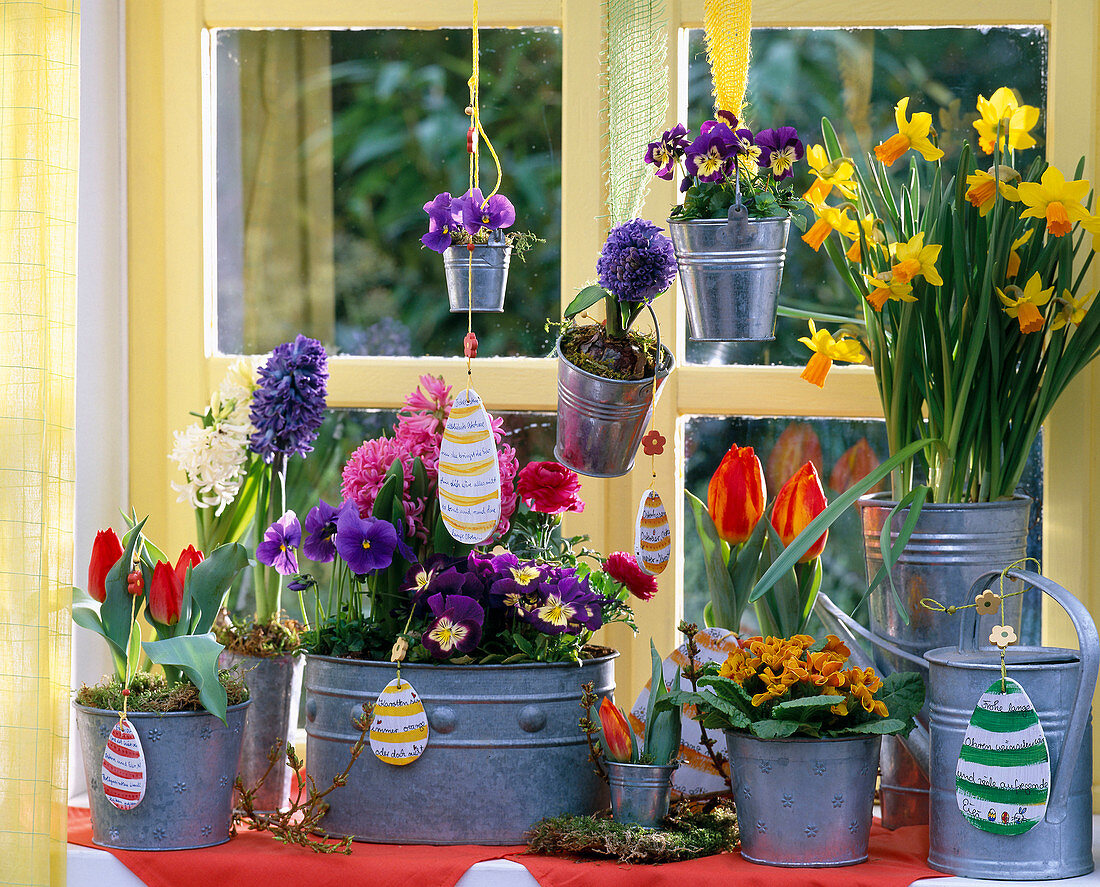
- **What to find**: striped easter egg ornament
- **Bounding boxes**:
[370,678,430,766]
[101,717,147,811]
[438,388,501,545]
[955,677,1050,835]
[633,489,671,576]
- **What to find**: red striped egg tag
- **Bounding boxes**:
[102,718,147,810]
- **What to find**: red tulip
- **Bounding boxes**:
[829,438,883,494]
[771,461,829,562]
[148,560,184,626]
[88,528,123,603]
[598,697,634,763]
[765,422,823,494]
[174,545,204,588]
[707,444,766,545]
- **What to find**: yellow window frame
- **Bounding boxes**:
[127,1,1100,789]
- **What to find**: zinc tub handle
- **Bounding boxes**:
[962,569,1100,825]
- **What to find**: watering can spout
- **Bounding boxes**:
[903,722,930,778]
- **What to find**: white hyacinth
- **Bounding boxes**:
[169,358,260,514]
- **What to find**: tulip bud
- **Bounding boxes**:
[707,444,766,545]
[597,697,634,763]
[88,528,124,603]
[771,461,829,562]
[148,560,184,626]
[174,544,204,589]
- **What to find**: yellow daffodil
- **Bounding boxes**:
[973,87,1040,155]
[1018,166,1091,237]
[1082,215,1100,252]
[997,272,1054,333]
[1006,229,1033,278]
[873,97,945,166]
[804,144,858,202]
[890,232,943,286]
[964,166,1021,216]
[843,214,884,263]
[799,320,866,388]
[863,273,916,310]
[1051,289,1095,331]
[801,203,856,251]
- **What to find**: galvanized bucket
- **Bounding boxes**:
[724,731,881,867]
[925,569,1097,880]
[667,207,789,342]
[606,761,678,828]
[847,495,1031,829]
[554,340,674,478]
[219,650,303,812]
[303,652,616,844]
[443,230,511,313]
[73,700,250,850]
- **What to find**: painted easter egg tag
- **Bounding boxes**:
[633,489,670,576]
[438,388,501,545]
[101,718,147,810]
[370,678,429,766]
[955,677,1049,835]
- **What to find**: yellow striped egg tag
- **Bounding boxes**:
[370,678,429,766]
[438,388,501,545]
[634,489,671,575]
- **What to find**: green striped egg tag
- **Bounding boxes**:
[956,677,1049,835]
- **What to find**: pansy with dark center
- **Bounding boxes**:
[421,192,454,253]
[334,508,399,576]
[684,123,737,181]
[527,573,603,636]
[256,511,301,576]
[422,592,485,659]
[303,499,355,563]
[644,124,689,180]
[489,561,543,608]
[755,127,805,180]
[451,187,516,237]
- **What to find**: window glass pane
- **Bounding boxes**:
[683,416,1043,642]
[683,27,1047,367]
[212,28,562,358]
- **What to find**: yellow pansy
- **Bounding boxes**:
[890,232,943,286]
[804,144,858,202]
[997,272,1054,334]
[799,320,867,388]
[1006,229,1033,278]
[973,87,1040,155]
[1018,166,1091,237]
[863,273,916,310]
[964,166,1020,217]
[801,202,856,251]
[873,97,945,166]
[1051,289,1095,331]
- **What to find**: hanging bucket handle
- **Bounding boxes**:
[488,228,505,246]
[962,569,1099,825]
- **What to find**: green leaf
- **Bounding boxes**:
[840,718,908,735]
[750,438,935,603]
[771,695,841,716]
[186,543,249,636]
[876,671,925,726]
[685,491,739,630]
[125,618,143,685]
[750,719,800,739]
[672,687,750,731]
[142,633,229,722]
[564,285,609,320]
[100,518,149,657]
[72,588,127,678]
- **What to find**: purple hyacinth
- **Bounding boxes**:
[422,593,485,659]
[684,122,737,181]
[644,124,690,180]
[303,499,355,563]
[256,511,301,576]
[334,509,398,576]
[421,192,454,253]
[755,126,805,180]
[596,219,678,303]
[451,187,516,236]
[250,335,328,463]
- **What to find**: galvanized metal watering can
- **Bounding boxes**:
[921,570,1097,880]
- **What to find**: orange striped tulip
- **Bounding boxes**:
[771,462,829,562]
[598,697,634,763]
[707,444,766,545]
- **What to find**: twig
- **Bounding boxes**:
[678,621,731,790]
[579,681,609,784]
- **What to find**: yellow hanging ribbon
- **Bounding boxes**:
[704,0,753,117]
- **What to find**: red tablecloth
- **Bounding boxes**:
[68,807,946,887]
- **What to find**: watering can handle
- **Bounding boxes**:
[814,591,927,670]
[963,569,1099,825]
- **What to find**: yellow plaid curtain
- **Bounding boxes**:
[0,2,80,885]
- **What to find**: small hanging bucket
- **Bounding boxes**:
[443,230,511,313]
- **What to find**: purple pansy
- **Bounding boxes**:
[421,192,454,253]
[303,499,355,563]
[334,509,398,576]
[525,573,603,636]
[684,123,738,181]
[249,335,328,463]
[422,593,485,659]
[596,218,678,303]
[644,124,690,180]
[754,126,805,180]
[489,561,545,608]
[451,187,516,237]
[256,511,302,576]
